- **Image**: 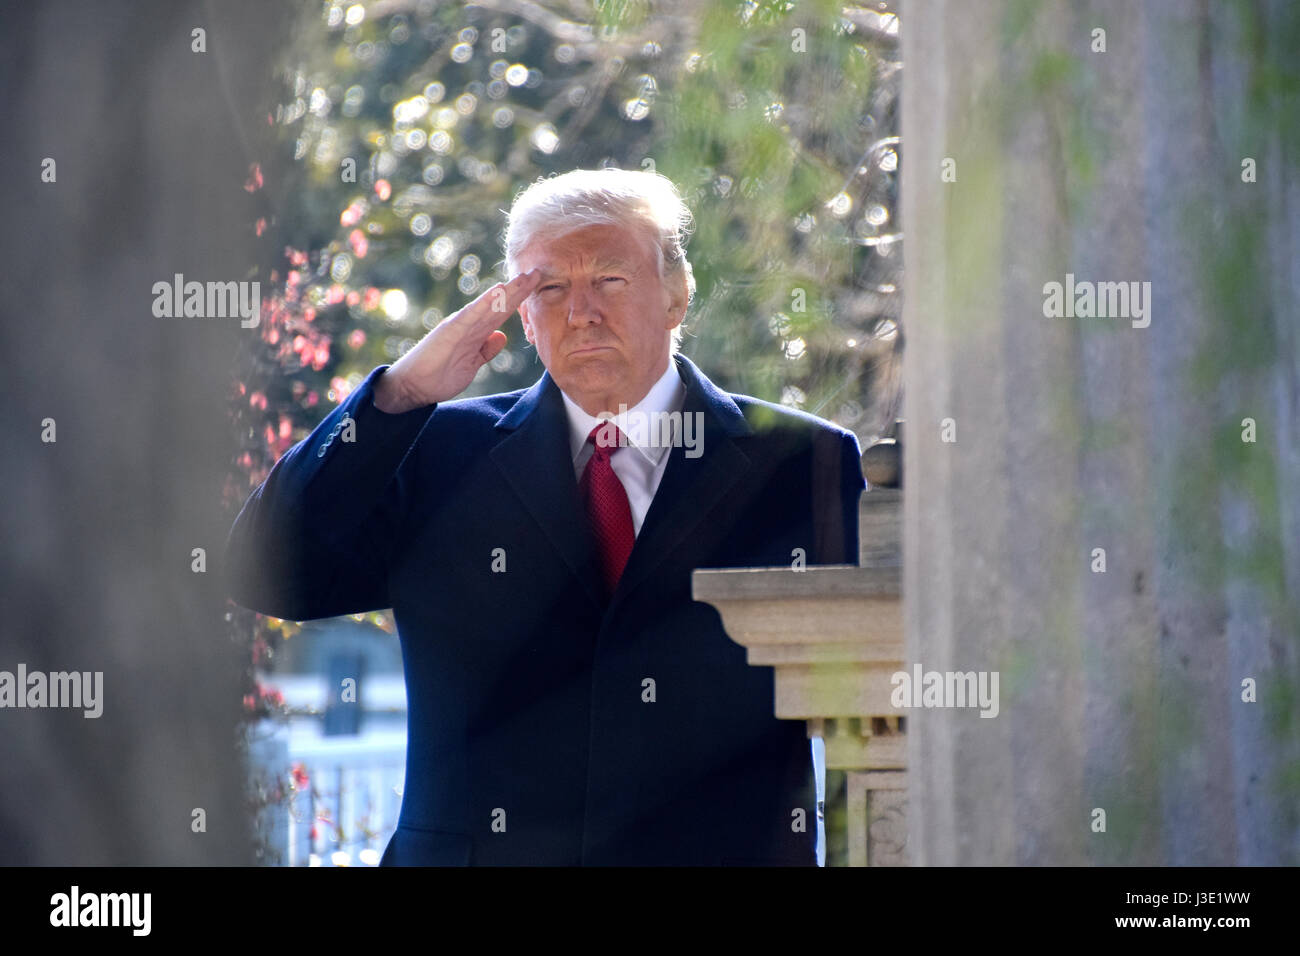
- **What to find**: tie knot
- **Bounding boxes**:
[587,421,625,459]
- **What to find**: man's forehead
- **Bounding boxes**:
[531,253,639,276]
[521,227,656,272]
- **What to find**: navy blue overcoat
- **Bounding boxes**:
[225,353,864,865]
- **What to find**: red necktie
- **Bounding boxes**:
[579,422,635,596]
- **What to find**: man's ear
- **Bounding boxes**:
[519,300,535,344]
[665,268,688,330]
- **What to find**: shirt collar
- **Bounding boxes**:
[560,358,686,467]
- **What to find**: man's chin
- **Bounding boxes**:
[554,365,627,406]
[560,351,623,379]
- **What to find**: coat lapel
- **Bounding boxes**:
[489,371,605,608]
[607,354,752,608]
[488,354,753,613]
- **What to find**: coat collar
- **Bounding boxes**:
[493,353,752,438]
[489,353,752,611]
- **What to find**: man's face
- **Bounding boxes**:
[517,222,687,416]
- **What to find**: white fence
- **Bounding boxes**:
[246,674,408,866]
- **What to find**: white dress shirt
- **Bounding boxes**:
[560,359,686,537]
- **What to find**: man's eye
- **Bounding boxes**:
[600,276,626,285]
[539,284,561,293]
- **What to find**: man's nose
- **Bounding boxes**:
[566,286,602,326]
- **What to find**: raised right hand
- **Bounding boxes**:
[373,268,543,414]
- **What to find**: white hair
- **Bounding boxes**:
[502,168,696,350]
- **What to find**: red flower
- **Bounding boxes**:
[330,376,354,403]
[340,201,364,227]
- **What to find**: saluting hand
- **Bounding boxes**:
[373,268,543,414]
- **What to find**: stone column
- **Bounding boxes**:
[902,0,1300,864]
[0,0,291,864]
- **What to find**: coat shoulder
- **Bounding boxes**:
[398,388,532,467]
[728,392,859,446]
[433,388,530,422]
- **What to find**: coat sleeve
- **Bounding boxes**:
[222,365,436,621]
[811,427,865,565]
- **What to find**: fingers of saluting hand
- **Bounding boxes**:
[465,268,543,331]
